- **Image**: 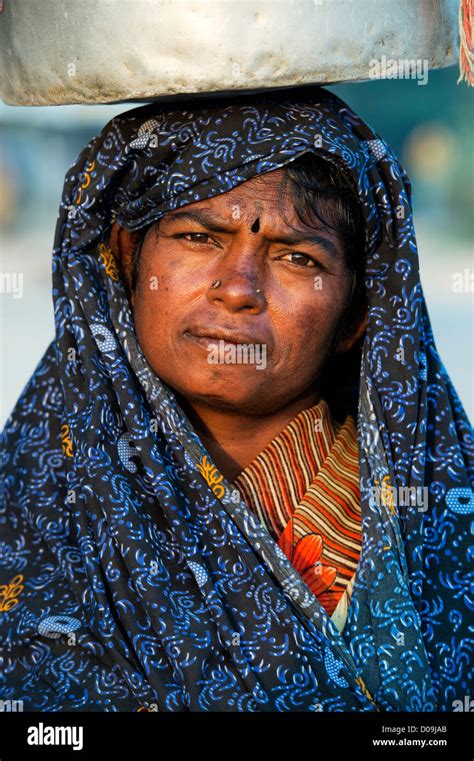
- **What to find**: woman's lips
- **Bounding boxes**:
[183,329,268,349]
[182,330,270,371]
[184,332,226,350]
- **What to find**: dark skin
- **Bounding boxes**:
[111,169,367,481]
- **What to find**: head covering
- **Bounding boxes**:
[2,86,473,712]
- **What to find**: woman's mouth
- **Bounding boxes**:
[183,329,266,348]
[182,330,269,371]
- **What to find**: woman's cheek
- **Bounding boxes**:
[291,292,347,357]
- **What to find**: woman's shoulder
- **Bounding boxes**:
[2,340,67,503]
[2,340,63,436]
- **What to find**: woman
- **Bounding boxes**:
[1,86,472,712]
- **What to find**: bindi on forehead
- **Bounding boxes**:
[250,217,260,233]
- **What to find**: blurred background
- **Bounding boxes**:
[1,67,473,427]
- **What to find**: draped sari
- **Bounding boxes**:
[1,86,473,712]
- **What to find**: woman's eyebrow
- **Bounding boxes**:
[265,232,340,258]
[163,209,340,258]
[162,209,230,233]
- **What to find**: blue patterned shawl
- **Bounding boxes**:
[1,86,473,712]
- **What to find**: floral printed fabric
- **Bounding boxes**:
[1,86,473,712]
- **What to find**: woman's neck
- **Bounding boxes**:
[178,388,322,482]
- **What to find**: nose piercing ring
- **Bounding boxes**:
[211,279,262,295]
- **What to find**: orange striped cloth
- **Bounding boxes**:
[232,399,362,625]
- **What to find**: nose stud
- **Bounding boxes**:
[211,280,263,295]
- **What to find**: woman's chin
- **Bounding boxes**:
[174,377,271,415]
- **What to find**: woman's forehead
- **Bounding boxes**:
[162,169,292,217]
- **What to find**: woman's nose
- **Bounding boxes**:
[207,245,266,313]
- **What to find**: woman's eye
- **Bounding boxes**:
[179,232,213,244]
[282,251,317,268]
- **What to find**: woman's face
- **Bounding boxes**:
[128,169,362,415]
